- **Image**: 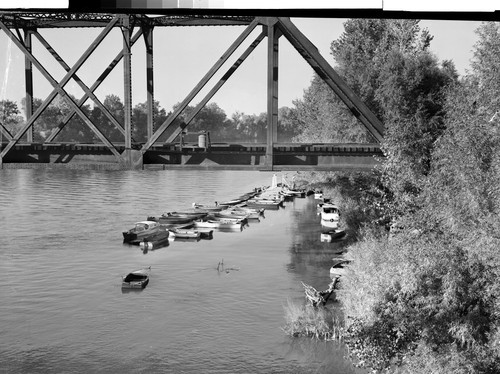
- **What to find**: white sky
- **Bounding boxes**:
[0,17,482,117]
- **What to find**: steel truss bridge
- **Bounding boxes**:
[0,10,387,170]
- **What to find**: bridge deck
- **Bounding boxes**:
[1,142,382,171]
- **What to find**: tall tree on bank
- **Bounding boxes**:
[337,21,500,373]
[332,19,456,220]
[291,20,456,156]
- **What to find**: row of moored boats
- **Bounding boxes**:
[313,192,351,284]
[121,174,307,289]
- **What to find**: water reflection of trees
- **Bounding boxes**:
[283,337,357,373]
[287,197,347,286]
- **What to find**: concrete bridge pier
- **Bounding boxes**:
[121,149,143,169]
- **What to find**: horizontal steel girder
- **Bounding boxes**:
[1,142,383,171]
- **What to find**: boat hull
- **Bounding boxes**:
[169,228,201,239]
[194,220,242,230]
[138,231,171,249]
[320,230,346,242]
[122,278,149,289]
[245,200,281,210]
[122,268,150,289]
[148,215,195,225]
[122,221,163,243]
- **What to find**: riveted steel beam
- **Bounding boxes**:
[24,28,34,142]
[140,17,260,153]
[0,16,122,161]
[265,18,280,168]
[45,28,143,143]
[169,30,267,140]
[121,15,133,151]
[143,25,154,140]
[31,31,127,140]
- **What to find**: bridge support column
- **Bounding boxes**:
[24,28,33,143]
[122,148,143,169]
[143,25,154,141]
[265,19,280,169]
[122,15,133,164]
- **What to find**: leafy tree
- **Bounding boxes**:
[337,21,500,373]
[177,102,230,141]
[229,111,266,143]
[49,95,95,142]
[291,74,371,143]
[131,100,168,143]
[90,94,125,143]
[0,99,23,137]
[227,108,298,143]
[23,97,62,141]
[28,95,95,142]
[277,106,301,142]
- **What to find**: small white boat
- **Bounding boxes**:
[192,203,227,212]
[194,219,242,230]
[320,203,340,222]
[245,198,281,210]
[321,219,339,229]
[330,258,350,279]
[320,229,346,242]
[168,228,201,239]
[231,206,265,219]
[212,211,250,221]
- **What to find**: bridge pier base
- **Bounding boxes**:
[122,149,143,169]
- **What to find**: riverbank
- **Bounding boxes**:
[293,154,500,374]
[288,170,388,371]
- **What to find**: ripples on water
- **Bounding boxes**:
[0,169,358,374]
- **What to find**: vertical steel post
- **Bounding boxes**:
[144,26,154,141]
[266,19,279,168]
[24,29,33,143]
[122,15,132,153]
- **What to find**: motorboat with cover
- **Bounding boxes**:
[123,221,162,243]
[320,203,340,222]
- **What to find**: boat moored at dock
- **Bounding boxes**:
[123,221,163,243]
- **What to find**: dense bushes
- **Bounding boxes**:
[292,20,500,374]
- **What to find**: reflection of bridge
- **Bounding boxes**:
[0,9,384,170]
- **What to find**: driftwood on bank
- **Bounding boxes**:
[301,279,338,306]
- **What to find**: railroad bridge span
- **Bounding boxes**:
[0,8,386,171]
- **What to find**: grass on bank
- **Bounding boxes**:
[282,298,344,341]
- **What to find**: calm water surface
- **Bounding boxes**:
[0,169,357,374]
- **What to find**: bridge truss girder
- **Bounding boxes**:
[0,12,384,169]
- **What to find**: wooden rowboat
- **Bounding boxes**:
[194,219,242,230]
[138,230,170,249]
[122,267,151,289]
[168,228,201,239]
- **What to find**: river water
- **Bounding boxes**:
[0,169,358,374]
